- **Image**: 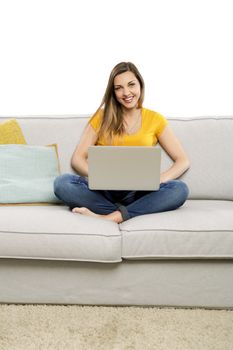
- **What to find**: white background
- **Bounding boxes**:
[0,0,232,117]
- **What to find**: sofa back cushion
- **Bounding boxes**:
[163,117,233,200]
[0,116,88,179]
[0,115,232,200]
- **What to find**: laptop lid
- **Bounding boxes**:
[88,146,161,191]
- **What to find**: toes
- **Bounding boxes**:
[72,207,82,213]
[72,207,88,215]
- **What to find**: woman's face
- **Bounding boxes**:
[113,71,141,110]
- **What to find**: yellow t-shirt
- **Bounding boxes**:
[89,107,168,146]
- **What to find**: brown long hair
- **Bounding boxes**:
[94,62,145,143]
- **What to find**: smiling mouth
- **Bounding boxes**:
[123,96,134,103]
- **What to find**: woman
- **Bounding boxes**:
[54,62,190,223]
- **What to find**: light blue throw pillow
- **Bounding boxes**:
[0,144,61,204]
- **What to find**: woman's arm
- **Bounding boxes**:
[158,126,190,183]
[71,124,98,177]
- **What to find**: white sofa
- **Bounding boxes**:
[0,115,233,308]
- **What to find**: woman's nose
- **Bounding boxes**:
[123,87,130,96]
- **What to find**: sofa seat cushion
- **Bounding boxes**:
[0,205,121,263]
[121,200,233,259]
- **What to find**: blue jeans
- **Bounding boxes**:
[54,174,189,221]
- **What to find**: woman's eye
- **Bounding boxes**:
[129,83,135,87]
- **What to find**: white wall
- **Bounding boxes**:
[0,0,232,117]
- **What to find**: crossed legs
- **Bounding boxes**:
[54,174,189,222]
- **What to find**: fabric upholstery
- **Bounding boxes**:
[121,200,233,259]
[0,205,121,263]
[0,116,232,200]
[0,259,233,307]
[162,117,233,200]
[0,115,233,307]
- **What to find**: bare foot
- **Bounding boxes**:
[72,207,123,223]
[72,207,99,218]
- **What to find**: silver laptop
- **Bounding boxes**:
[88,146,161,191]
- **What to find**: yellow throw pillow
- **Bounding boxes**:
[0,119,26,144]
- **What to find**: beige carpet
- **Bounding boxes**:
[0,304,232,350]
